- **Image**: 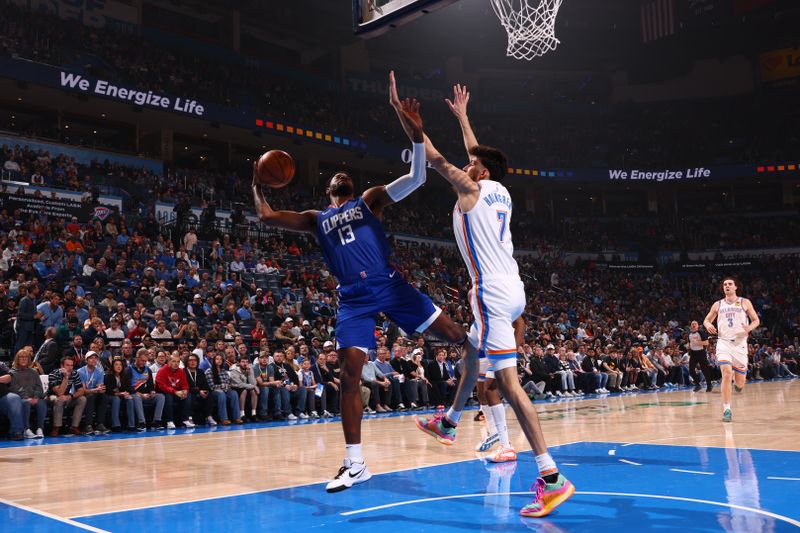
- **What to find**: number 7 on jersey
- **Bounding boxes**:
[496,210,508,242]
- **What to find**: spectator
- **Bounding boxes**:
[184,353,215,426]
[34,326,60,374]
[104,357,140,432]
[14,283,39,353]
[36,293,63,330]
[297,358,320,418]
[229,357,258,421]
[48,356,86,437]
[269,350,304,420]
[205,353,242,425]
[316,352,339,416]
[427,348,456,406]
[0,359,24,440]
[125,349,165,430]
[10,347,45,439]
[361,353,392,413]
[253,351,273,420]
[76,351,109,434]
[155,353,195,429]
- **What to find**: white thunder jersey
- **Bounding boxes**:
[453,180,524,361]
[453,180,519,282]
[717,297,748,342]
[716,296,749,368]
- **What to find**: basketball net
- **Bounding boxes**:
[490,0,564,60]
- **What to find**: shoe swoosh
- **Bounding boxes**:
[389,272,396,278]
[347,468,364,479]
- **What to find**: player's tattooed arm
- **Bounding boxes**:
[252,167,317,233]
[423,133,479,199]
[445,83,479,155]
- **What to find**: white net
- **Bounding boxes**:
[490,0,564,60]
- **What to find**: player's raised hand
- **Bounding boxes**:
[445,84,470,120]
[389,70,401,110]
[398,97,424,143]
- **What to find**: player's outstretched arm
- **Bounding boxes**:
[703,303,719,335]
[445,83,479,156]
[252,166,317,233]
[363,74,428,214]
[424,133,479,198]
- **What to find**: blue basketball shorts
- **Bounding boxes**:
[335,268,440,351]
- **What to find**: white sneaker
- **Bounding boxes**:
[183,419,196,429]
[555,391,563,397]
[475,432,500,452]
[397,403,406,410]
[311,411,320,418]
[299,413,309,419]
[166,421,176,430]
[24,429,36,439]
[323,410,334,418]
[35,428,44,438]
[325,459,372,493]
[287,413,298,421]
[207,416,217,426]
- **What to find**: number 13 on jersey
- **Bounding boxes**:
[496,210,508,242]
[338,224,355,245]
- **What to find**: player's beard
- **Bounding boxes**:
[330,182,354,197]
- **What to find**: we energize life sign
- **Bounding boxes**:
[59,72,206,117]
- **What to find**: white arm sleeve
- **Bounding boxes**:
[385,142,426,202]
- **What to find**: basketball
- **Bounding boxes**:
[255,150,295,188]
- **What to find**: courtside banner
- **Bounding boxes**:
[0,191,119,222]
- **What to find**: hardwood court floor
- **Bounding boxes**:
[1,379,797,520]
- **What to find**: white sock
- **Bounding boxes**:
[723,403,731,412]
[489,404,510,448]
[346,443,364,463]
[481,403,497,434]
[251,409,256,416]
[240,410,245,417]
[535,452,558,478]
[445,408,462,425]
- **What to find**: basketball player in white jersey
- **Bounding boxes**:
[412,81,574,518]
[703,277,760,422]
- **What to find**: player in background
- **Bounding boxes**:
[252,73,470,492]
[686,320,713,392]
[703,277,760,422]
[412,81,574,518]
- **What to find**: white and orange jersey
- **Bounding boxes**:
[452,180,520,283]
[717,297,749,342]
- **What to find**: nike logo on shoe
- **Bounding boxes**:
[389,272,396,278]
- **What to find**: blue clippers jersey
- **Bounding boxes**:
[315,197,393,282]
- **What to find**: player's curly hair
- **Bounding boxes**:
[469,145,508,182]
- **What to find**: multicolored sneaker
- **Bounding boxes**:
[722,409,732,422]
[414,414,456,445]
[475,432,500,452]
[486,446,517,463]
[520,474,575,518]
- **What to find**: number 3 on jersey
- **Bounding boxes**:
[496,210,508,242]
[338,224,355,245]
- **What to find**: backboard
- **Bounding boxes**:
[352,0,457,38]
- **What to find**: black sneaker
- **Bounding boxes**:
[95,424,111,434]
[693,384,702,392]
[82,424,94,435]
[136,423,147,432]
[474,410,485,422]
[153,421,166,430]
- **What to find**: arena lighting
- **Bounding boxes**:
[254,118,364,150]
[757,162,799,173]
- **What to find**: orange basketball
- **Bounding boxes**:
[255,150,295,188]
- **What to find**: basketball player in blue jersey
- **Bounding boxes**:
[252,72,470,493]
[703,277,759,422]
[412,80,574,518]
